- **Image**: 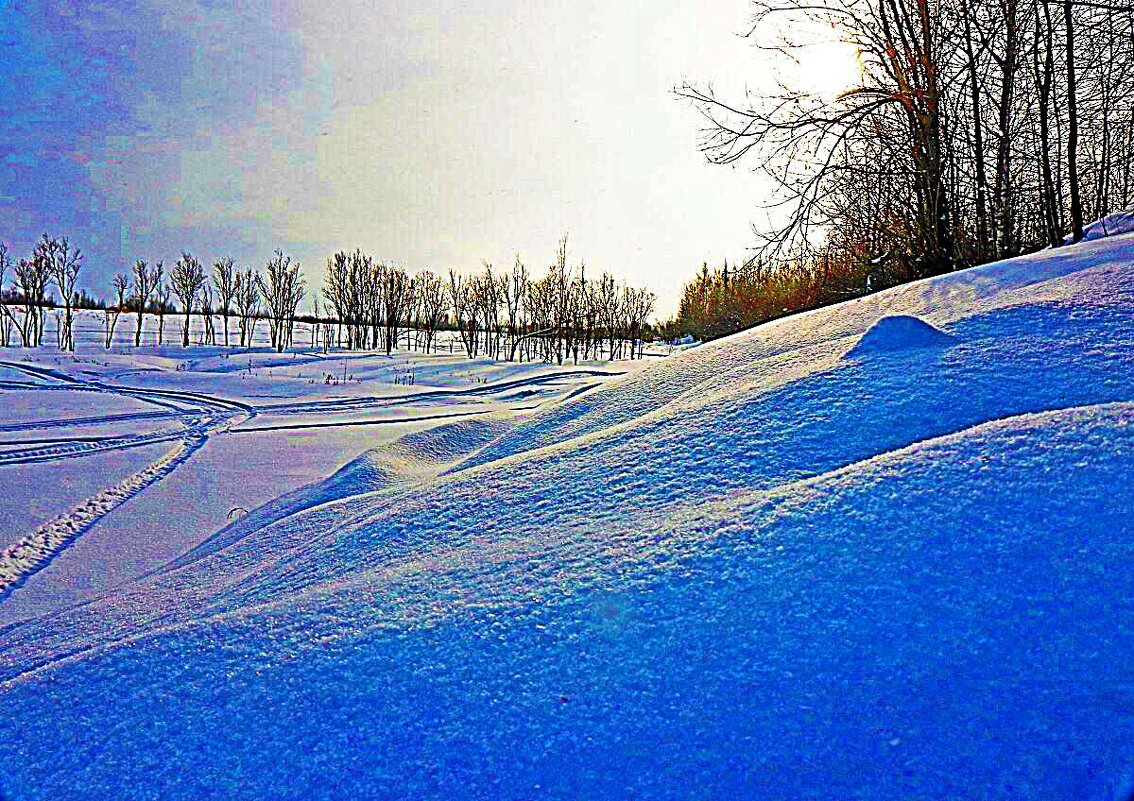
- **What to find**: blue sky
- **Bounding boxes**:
[1,1,308,269]
[0,1,854,313]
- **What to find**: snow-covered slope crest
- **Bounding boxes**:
[1068,203,1134,243]
[158,414,517,573]
[461,232,1133,469]
[0,235,1132,800]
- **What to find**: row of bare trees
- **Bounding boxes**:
[121,251,305,352]
[321,236,656,363]
[0,235,83,350]
[2,236,652,362]
[1,244,305,352]
[680,0,1134,287]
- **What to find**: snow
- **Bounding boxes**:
[0,339,615,621]
[0,234,1132,799]
[0,386,154,426]
[0,443,169,544]
[1070,203,1134,243]
[845,314,954,357]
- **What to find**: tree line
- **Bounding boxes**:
[0,233,655,362]
[662,256,871,342]
[675,0,1133,338]
[321,236,655,364]
[0,239,305,353]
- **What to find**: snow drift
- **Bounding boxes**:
[0,233,1132,800]
[845,314,955,357]
[1069,202,1134,243]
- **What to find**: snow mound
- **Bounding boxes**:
[163,414,516,572]
[1068,204,1134,242]
[845,314,955,358]
[393,416,514,463]
[0,235,1132,799]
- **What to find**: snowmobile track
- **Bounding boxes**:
[254,368,621,416]
[0,362,258,600]
[0,433,207,602]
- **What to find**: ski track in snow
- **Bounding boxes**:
[0,360,251,600]
[0,409,198,434]
[0,429,190,466]
[0,434,205,600]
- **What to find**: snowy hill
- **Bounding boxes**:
[0,233,1132,799]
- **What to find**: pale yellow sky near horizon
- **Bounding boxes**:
[113,1,861,318]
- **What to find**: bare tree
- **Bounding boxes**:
[38,235,83,351]
[171,252,206,347]
[623,286,657,359]
[448,269,479,358]
[259,250,305,352]
[381,266,410,355]
[503,255,528,361]
[14,255,48,347]
[472,263,504,360]
[1063,0,1084,242]
[213,257,237,347]
[415,270,447,353]
[0,244,16,346]
[199,285,217,345]
[131,260,161,347]
[155,280,171,346]
[234,268,261,348]
[1033,0,1062,247]
[103,273,129,348]
[322,251,351,349]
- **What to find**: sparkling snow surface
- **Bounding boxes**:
[0,235,1133,799]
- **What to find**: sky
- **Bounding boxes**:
[0,0,857,316]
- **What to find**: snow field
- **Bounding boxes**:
[0,232,1131,798]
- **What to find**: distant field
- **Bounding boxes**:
[0,337,628,622]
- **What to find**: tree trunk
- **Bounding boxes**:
[1035,0,1062,247]
[993,0,1018,257]
[1063,0,1084,243]
[961,0,990,257]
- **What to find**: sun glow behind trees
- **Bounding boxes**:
[670,0,1134,341]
